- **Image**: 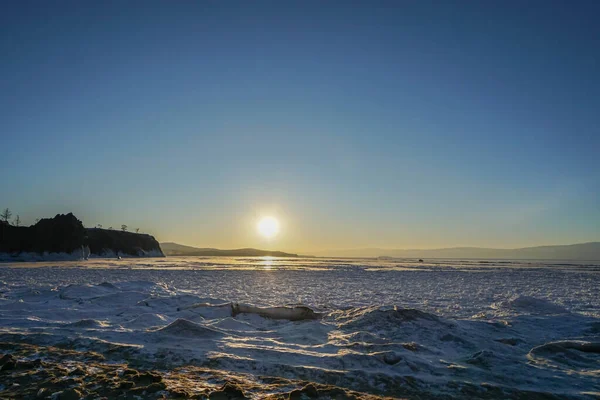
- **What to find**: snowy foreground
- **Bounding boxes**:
[0,257,599,399]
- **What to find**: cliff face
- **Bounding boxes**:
[0,213,164,260]
[0,213,85,255]
[86,228,164,257]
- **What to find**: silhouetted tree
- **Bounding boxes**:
[121,224,127,232]
[135,228,140,233]
[14,215,21,227]
[1,208,12,223]
[108,226,113,230]
[97,224,102,229]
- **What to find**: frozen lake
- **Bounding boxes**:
[0,257,599,398]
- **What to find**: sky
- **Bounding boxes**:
[1,1,599,253]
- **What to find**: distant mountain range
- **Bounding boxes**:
[160,242,298,257]
[161,242,600,260]
[312,242,600,260]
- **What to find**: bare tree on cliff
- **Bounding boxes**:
[14,215,21,227]
[1,208,12,224]
[135,228,140,233]
[121,225,128,232]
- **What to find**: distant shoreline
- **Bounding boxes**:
[160,242,298,257]
[165,254,600,262]
[309,242,600,260]
[163,251,299,257]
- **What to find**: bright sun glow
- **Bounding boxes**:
[258,217,280,238]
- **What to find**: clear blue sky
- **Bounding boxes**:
[1,1,599,252]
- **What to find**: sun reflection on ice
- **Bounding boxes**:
[260,256,274,270]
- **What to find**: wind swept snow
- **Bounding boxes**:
[0,256,598,398]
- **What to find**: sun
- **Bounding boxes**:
[258,216,279,239]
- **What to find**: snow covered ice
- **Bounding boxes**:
[0,256,599,398]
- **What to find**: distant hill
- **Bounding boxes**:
[313,242,600,260]
[161,242,298,257]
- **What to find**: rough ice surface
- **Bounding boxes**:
[0,247,164,261]
[0,251,86,262]
[0,256,599,398]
